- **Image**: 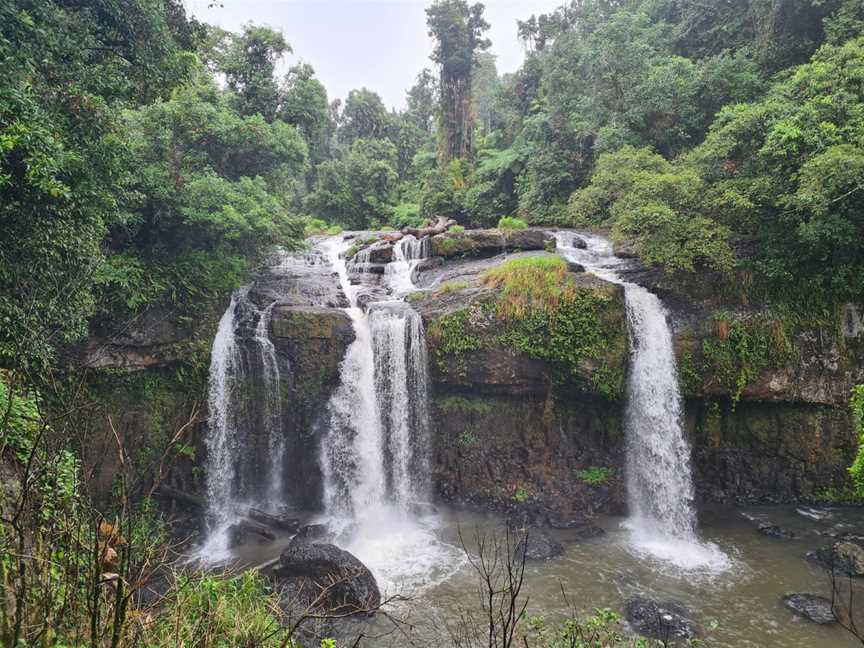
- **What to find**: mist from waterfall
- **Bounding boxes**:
[554,232,729,571]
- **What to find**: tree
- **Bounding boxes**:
[339,88,391,146]
[405,68,438,134]
[472,52,500,137]
[279,63,333,165]
[305,138,398,229]
[98,77,307,319]
[219,24,290,121]
[0,0,197,369]
[426,0,491,164]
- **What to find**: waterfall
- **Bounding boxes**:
[321,238,431,519]
[254,302,285,503]
[554,232,728,571]
[204,291,243,526]
[319,235,458,591]
[370,303,431,507]
[385,235,430,295]
[200,288,288,561]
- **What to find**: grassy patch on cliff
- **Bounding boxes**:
[428,256,626,398]
[693,314,797,402]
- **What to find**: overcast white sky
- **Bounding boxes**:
[183,0,564,109]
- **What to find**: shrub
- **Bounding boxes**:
[575,466,612,485]
[851,385,864,497]
[449,224,466,234]
[497,216,529,231]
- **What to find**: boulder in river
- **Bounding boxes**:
[807,537,864,576]
[782,593,836,624]
[276,539,381,615]
[514,529,564,561]
[624,597,701,641]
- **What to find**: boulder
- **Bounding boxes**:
[782,593,835,624]
[834,540,864,576]
[624,597,700,641]
[514,529,564,561]
[430,229,554,259]
[807,538,864,576]
[276,539,381,615]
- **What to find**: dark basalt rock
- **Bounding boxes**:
[514,529,564,561]
[757,522,798,539]
[806,538,864,576]
[782,593,836,624]
[276,539,381,614]
[624,597,701,641]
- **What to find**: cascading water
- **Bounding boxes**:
[385,235,430,295]
[554,232,728,571]
[200,288,288,561]
[320,235,460,590]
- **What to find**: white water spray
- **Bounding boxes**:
[555,232,728,571]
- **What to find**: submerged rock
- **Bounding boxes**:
[276,539,381,614]
[624,597,700,641]
[757,522,798,539]
[514,529,564,561]
[782,593,835,624]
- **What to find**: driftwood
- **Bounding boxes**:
[154,486,297,537]
[402,214,457,239]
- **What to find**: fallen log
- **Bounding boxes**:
[154,484,205,509]
[248,508,300,532]
[402,214,457,239]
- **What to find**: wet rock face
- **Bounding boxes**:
[624,597,701,641]
[782,593,836,624]
[689,400,857,504]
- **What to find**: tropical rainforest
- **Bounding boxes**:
[2,0,864,646]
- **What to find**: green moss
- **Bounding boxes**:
[436,395,494,414]
[701,315,797,403]
[575,466,612,485]
[427,308,486,375]
[497,216,528,230]
[850,384,864,498]
[428,257,627,397]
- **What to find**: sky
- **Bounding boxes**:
[183,0,564,109]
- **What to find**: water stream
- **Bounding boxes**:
[554,232,729,571]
